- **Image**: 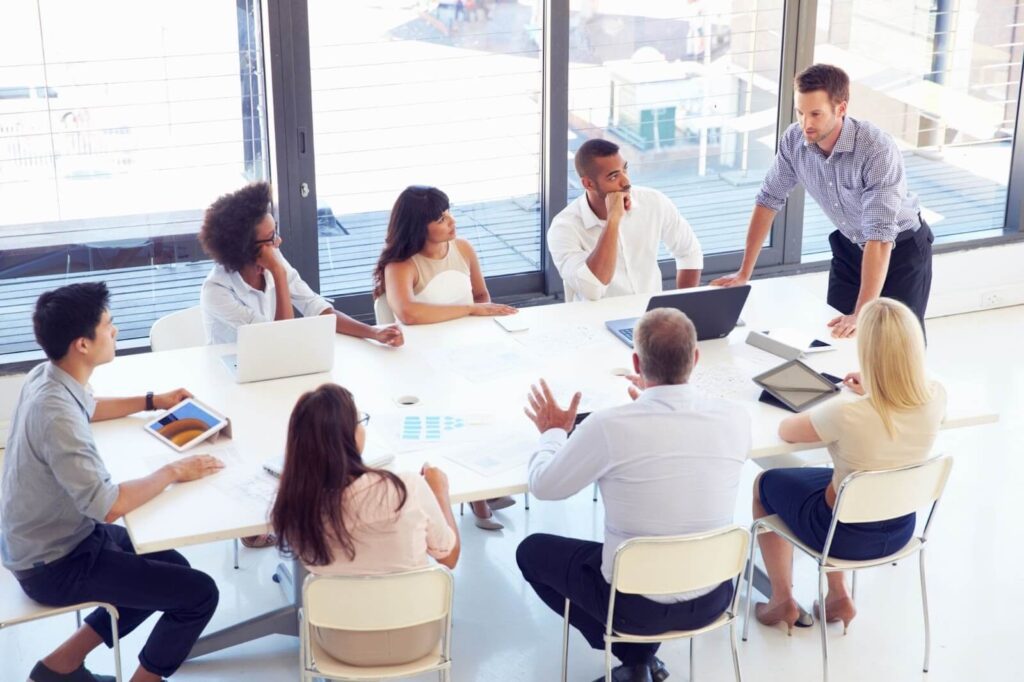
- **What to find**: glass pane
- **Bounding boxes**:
[567,0,786,257]
[0,0,268,359]
[310,1,543,298]
[803,0,1020,258]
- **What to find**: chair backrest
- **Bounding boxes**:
[373,296,396,325]
[612,526,750,596]
[835,455,953,524]
[149,306,205,351]
[303,566,453,632]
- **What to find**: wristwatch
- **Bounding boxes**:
[145,391,155,411]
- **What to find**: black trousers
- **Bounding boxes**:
[827,221,934,326]
[516,534,733,667]
[15,524,218,678]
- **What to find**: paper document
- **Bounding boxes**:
[495,316,530,332]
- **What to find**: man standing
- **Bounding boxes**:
[712,64,933,337]
[516,309,750,682]
[548,139,704,302]
[1,283,224,682]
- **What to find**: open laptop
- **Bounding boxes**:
[221,314,335,383]
[605,285,752,347]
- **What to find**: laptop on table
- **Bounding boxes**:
[221,314,335,383]
[605,285,752,347]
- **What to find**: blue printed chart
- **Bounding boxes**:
[401,415,467,442]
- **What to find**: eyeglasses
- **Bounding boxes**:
[254,228,279,246]
[357,411,371,426]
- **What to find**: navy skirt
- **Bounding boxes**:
[758,467,915,561]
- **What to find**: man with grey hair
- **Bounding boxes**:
[516,309,751,682]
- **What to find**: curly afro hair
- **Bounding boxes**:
[199,182,273,272]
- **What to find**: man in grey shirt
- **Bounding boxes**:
[1,282,224,682]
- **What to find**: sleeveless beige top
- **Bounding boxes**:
[409,242,473,305]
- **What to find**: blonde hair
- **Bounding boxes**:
[857,298,932,436]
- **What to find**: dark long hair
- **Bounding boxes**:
[271,383,407,566]
[372,185,450,298]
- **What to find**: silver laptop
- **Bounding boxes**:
[606,285,752,347]
[221,315,335,383]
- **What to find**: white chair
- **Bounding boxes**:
[300,566,454,682]
[1,568,122,681]
[561,526,750,682]
[743,455,954,682]
[373,296,397,325]
[149,305,205,352]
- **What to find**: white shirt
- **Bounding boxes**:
[200,251,332,345]
[547,186,704,302]
[528,383,750,601]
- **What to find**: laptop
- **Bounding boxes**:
[605,285,752,347]
[221,315,335,383]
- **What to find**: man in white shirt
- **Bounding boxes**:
[517,308,750,682]
[548,139,704,302]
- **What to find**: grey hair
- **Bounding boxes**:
[634,308,697,385]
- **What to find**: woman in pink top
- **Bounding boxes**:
[271,383,461,666]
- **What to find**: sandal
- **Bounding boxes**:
[240,533,277,549]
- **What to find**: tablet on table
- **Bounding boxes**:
[144,397,230,452]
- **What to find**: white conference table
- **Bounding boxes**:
[89,278,998,656]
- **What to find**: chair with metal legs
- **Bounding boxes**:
[742,455,954,682]
[1,569,123,681]
[560,526,750,682]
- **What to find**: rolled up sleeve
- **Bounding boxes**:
[657,193,703,270]
[547,219,609,302]
[859,145,905,243]
[284,258,333,318]
[42,414,119,522]
[201,278,259,332]
[755,129,800,212]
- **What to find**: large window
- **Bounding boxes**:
[0,0,267,359]
[566,0,785,257]
[309,0,543,298]
[803,0,1021,258]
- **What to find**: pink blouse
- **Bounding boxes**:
[307,471,455,576]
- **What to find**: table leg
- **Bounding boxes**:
[187,558,307,659]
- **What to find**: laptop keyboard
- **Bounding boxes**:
[619,327,634,341]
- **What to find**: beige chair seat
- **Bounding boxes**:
[309,639,446,679]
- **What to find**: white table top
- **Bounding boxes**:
[89,279,998,554]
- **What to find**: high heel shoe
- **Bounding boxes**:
[754,599,800,636]
[813,597,856,634]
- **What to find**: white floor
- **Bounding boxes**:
[2,305,1022,682]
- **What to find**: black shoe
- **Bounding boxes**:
[649,656,670,681]
[29,661,115,682]
[592,662,654,682]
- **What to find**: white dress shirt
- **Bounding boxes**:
[547,186,704,302]
[528,383,750,601]
[200,251,332,345]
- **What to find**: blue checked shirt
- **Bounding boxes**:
[755,117,921,244]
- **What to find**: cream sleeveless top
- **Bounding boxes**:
[409,242,473,305]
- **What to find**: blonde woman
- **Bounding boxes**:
[751,298,946,633]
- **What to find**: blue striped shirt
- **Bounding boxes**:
[755,117,921,244]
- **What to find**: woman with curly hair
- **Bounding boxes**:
[199,181,403,347]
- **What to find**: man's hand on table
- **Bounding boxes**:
[167,454,224,483]
[827,313,858,338]
[524,378,581,434]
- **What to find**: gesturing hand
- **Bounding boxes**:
[523,378,581,434]
[624,373,646,401]
[153,388,193,410]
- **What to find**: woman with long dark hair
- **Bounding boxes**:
[371,185,518,325]
[271,383,460,666]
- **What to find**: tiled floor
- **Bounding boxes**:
[2,305,1021,681]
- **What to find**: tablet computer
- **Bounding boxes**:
[144,397,230,452]
[752,359,840,412]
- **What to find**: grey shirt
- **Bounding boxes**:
[0,362,120,571]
